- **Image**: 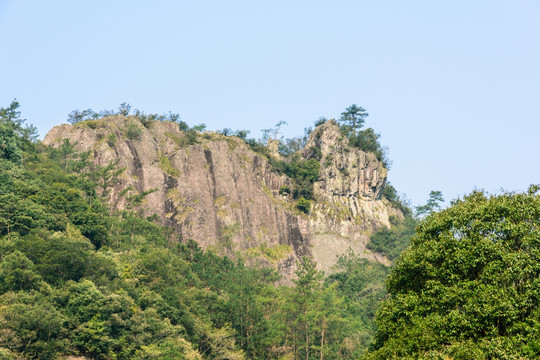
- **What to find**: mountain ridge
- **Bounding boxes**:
[43,116,402,278]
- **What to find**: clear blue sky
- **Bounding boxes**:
[1,0,539,207]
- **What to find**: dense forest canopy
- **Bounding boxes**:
[1,100,538,359]
[367,188,540,359]
[0,101,401,359]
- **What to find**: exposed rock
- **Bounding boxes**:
[266,138,283,161]
[303,120,398,272]
[305,120,387,200]
[44,116,305,280]
[43,116,401,279]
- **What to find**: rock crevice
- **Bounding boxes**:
[44,117,400,278]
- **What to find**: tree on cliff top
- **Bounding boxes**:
[339,104,368,135]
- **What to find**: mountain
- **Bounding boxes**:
[43,116,402,278]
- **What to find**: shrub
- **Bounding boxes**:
[296,197,311,214]
[106,134,117,147]
[125,123,142,140]
[279,185,291,196]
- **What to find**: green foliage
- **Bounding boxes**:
[314,117,327,127]
[415,190,444,217]
[0,251,43,292]
[0,123,21,164]
[247,244,292,264]
[346,128,390,168]
[67,109,99,124]
[366,189,540,359]
[327,250,391,357]
[66,104,182,126]
[125,122,143,140]
[118,102,131,116]
[159,154,181,177]
[106,133,117,147]
[296,197,311,214]
[0,100,37,164]
[0,297,67,359]
[339,104,368,134]
[261,120,287,143]
[382,182,412,216]
[192,123,206,132]
[234,129,250,140]
[178,121,190,131]
[331,104,391,168]
[367,216,417,262]
[269,155,320,202]
[305,145,322,161]
[278,185,291,196]
[278,133,309,157]
[0,103,416,359]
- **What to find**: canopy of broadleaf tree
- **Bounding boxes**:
[366,187,540,359]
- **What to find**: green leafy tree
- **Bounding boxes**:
[0,300,66,359]
[192,123,207,132]
[415,190,444,217]
[366,188,540,359]
[367,216,417,261]
[326,250,390,358]
[261,120,288,143]
[339,104,368,135]
[118,102,132,116]
[0,251,42,292]
[0,100,37,163]
[0,122,21,164]
[288,257,324,360]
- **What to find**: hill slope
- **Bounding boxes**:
[44,117,402,277]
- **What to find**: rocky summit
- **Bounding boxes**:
[44,117,402,279]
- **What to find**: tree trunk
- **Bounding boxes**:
[320,318,326,360]
[305,308,309,360]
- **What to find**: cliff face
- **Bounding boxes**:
[299,121,399,271]
[43,116,400,277]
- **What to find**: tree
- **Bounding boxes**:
[289,257,324,360]
[0,100,37,163]
[0,120,21,164]
[415,190,444,217]
[339,104,368,135]
[192,123,206,132]
[234,129,250,140]
[0,251,43,292]
[168,112,181,123]
[66,109,97,124]
[261,120,288,143]
[367,216,417,261]
[118,102,132,116]
[314,117,327,127]
[366,188,540,359]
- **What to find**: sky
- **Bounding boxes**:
[1,0,539,207]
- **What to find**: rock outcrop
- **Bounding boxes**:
[300,121,399,271]
[43,116,400,278]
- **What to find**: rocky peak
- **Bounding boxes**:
[304,120,387,200]
[43,116,400,278]
[301,120,397,271]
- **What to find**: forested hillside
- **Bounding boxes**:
[0,102,401,359]
[2,101,538,359]
[42,103,402,280]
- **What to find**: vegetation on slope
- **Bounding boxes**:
[7,100,535,359]
[0,101,396,359]
[366,188,540,359]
